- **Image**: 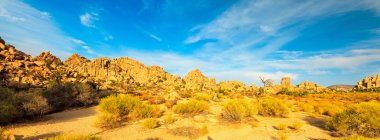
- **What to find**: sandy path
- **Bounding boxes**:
[8,106,333,140]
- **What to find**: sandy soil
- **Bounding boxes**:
[7,104,334,140]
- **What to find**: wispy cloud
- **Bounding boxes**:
[137,26,162,42]
[80,12,99,27]
[0,0,78,59]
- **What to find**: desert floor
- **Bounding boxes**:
[6,101,336,140]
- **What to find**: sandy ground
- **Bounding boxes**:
[7,104,334,140]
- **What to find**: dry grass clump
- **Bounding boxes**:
[163,115,177,125]
[142,118,159,129]
[96,94,161,129]
[258,97,289,117]
[40,135,101,140]
[314,103,343,116]
[298,103,314,113]
[173,99,209,115]
[221,99,258,121]
[194,93,211,102]
[291,121,303,131]
[326,100,380,138]
[169,126,208,139]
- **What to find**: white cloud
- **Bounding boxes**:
[0,0,77,59]
[186,0,380,62]
[81,45,95,54]
[80,12,99,27]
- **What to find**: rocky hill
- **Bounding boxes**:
[0,36,335,94]
[357,74,380,90]
[327,84,355,91]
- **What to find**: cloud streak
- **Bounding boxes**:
[0,0,78,59]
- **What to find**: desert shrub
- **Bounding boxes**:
[73,83,98,106]
[326,100,380,137]
[299,103,314,113]
[194,93,211,102]
[163,115,177,125]
[22,93,49,117]
[292,121,303,131]
[258,97,289,117]
[275,123,288,130]
[277,89,309,96]
[221,99,258,121]
[173,99,209,115]
[170,126,207,139]
[96,94,159,129]
[314,104,343,116]
[40,134,101,140]
[142,118,159,129]
[0,102,21,124]
[130,103,162,120]
[95,113,123,129]
[42,82,98,110]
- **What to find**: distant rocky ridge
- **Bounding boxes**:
[327,85,355,91]
[0,36,341,93]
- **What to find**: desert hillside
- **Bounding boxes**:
[1,36,380,140]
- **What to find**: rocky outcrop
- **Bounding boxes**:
[0,38,56,87]
[219,80,249,92]
[34,51,62,69]
[64,53,90,69]
[357,74,380,90]
[184,69,214,90]
[66,57,182,90]
[297,81,323,90]
[281,77,291,88]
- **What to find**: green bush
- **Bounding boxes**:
[326,100,380,137]
[258,97,289,117]
[173,99,209,115]
[221,99,258,121]
[142,118,159,129]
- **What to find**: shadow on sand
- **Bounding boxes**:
[17,132,61,140]
[303,116,327,130]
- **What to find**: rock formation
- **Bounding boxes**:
[64,53,90,71]
[297,81,323,90]
[184,69,214,90]
[65,56,183,90]
[0,37,57,87]
[219,80,249,92]
[281,77,291,88]
[357,74,380,90]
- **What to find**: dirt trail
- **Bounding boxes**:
[8,106,333,140]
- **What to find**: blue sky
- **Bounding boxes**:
[1,0,380,86]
